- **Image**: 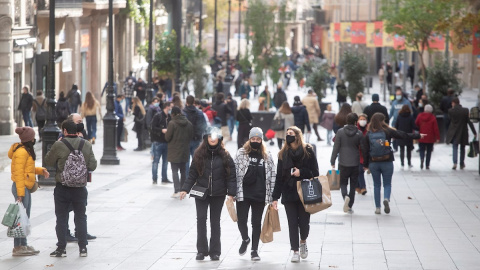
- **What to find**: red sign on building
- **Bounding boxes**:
[351,22,366,44]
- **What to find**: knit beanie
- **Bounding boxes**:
[249,127,263,139]
[425,104,433,113]
[15,127,35,143]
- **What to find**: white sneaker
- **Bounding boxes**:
[375,208,381,214]
[343,196,350,213]
[300,242,308,259]
[347,209,354,214]
[291,251,300,262]
[171,193,180,198]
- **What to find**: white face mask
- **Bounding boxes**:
[359,120,367,127]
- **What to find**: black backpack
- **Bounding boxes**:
[34,100,46,121]
[57,102,70,119]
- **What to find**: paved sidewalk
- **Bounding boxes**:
[0,79,480,269]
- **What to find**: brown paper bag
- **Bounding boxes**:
[297,176,332,214]
[268,205,281,232]
[326,170,340,190]
[225,199,237,222]
[260,206,273,243]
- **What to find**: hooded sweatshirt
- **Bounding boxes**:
[165,114,194,163]
[330,124,363,167]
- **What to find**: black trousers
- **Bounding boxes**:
[54,184,88,249]
[171,162,186,193]
[117,119,124,147]
[277,138,284,150]
[284,200,310,251]
[312,123,322,140]
[37,120,45,139]
[195,195,225,256]
[236,200,265,251]
[339,165,359,208]
[399,145,412,165]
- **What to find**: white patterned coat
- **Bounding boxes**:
[234,148,276,204]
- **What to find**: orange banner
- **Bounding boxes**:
[429,32,446,51]
[382,23,394,47]
[351,22,366,44]
[334,23,340,42]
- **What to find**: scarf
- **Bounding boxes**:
[282,146,305,187]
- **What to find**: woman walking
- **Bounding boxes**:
[272,126,319,263]
[132,97,146,151]
[8,127,49,256]
[179,127,237,261]
[321,104,336,145]
[362,113,424,214]
[236,99,253,149]
[334,103,352,133]
[291,96,311,135]
[394,105,417,168]
[274,101,295,149]
[81,92,102,144]
[234,127,276,261]
[356,114,368,195]
[55,92,70,127]
[415,104,440,169]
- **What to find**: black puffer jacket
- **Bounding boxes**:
[291,105,311,132]
[182,146,237,197]
[272,145,319,204]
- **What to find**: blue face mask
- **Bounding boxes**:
[153,103,160,107]
[396,95,402,101]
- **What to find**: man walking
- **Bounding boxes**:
[115,95,126,151]
[330,113,363,214]
[151,101,173,184]
[123,79,135,114]
[446,98,477,170]
[32,90,46,141]
[212,92,232,140]
[165,107,193,198]
[183,96,207,176]
[440,88,455,136]
[45,120,97,257]
[363,94,389,123]
[67,84,82,113]
[18,85,34,127]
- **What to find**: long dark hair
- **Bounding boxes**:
[368,112,390,133]
[193,140,231,177]
[14,141,36,160]
[335,103,352,127]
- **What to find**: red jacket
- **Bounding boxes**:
[357,123,368,164]
[203,106,217,124]
[415,112,439,143]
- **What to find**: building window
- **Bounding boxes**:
[26,0,33,26]
[14,0,21,26]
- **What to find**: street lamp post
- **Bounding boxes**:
[236,0,242,61]
[173,0,182,95]
[223,0,233,95]
[144,0,154,148]
[100,0,120,165]
[214,0,217,58]
[40,0,61,185]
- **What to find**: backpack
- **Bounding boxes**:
[34,100,46,121]
[61,139,88,187]
[368,131,392,161]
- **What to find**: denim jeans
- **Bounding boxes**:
[369,161,394,208]
[452,143,465,165]
[22,110,33,127]
[11,183,31,247]
[327,129,333,145]
[227,116,235,136]
[54,184,88,249]
[152,141,168,181]
[125,97,132,113]
[85,115,97,139]
[186,140,201,177]
[117,119,124,147]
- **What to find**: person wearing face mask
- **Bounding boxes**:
[234,127,276,261]
[9,127,49,256]
[179,127,237,261]
[389,87,412,152]
[330,113,363,214]
[394,105,417,168]
[45,120,97,257]
[356,114,368,195]
[145,97,162,137]
[272,126,319,263]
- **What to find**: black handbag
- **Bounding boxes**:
[190,184,208,200]
[270,115,285,131]
[300,178,323,205]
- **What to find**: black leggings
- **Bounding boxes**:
[236,200,265,250]
[284,200,310,251]
[399,145,412,165]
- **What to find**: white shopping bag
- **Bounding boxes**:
[7,202,31,238]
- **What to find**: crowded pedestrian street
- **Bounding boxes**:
[1,81,480,270]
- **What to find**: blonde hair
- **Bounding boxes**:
[132,97,146,115]
[239,98,250,110]
[278,126,310,160]
[242,140,268,160]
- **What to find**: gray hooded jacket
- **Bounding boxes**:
[330,124,363,167]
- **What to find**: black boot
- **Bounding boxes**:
[420,159,424,170]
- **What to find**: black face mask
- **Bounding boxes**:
[250,141,261,150]
[286,135,296,144]
[77,123,85,133]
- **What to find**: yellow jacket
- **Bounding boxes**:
[8,143,46,197]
